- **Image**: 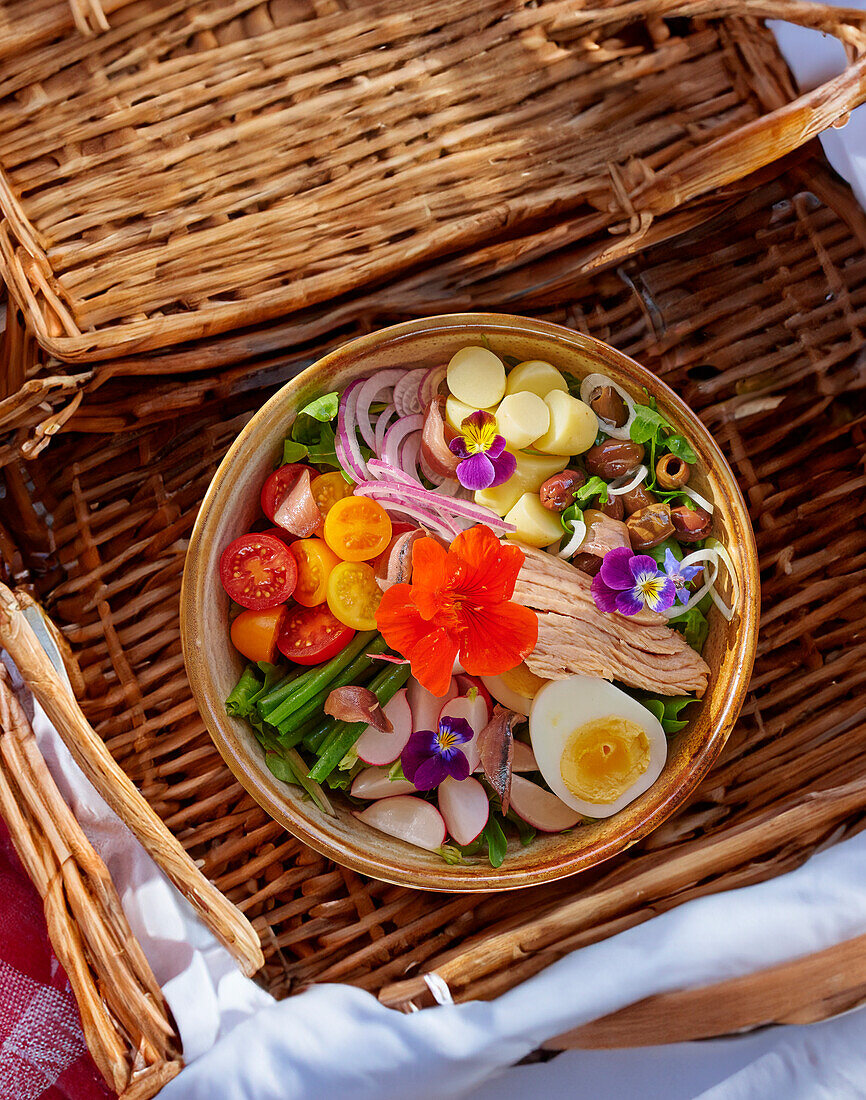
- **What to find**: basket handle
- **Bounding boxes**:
[550,0,866,215]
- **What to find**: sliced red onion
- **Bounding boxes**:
[558,516,587,559]
[374,402,397,455]
[400,432,422,483]
[420,365,446,406]
[382,414,424,469]
[355,370,407,449]
[354,480,515,532]
[337,379,369,482]
[608,464,648,497]
[579,372,637,441]
[360,492,457,540]
[393,369,427,417]
[366,458,419,486]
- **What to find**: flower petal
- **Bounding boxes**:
[486,434,506,460]
[663,548,680,579]
[448,525,524,604]
[630,553,661,581]
[461,409,497,433]
[449,436,470,459]
[488,447,517,488]
[456,452,495,491]
[599,546,636,591]
[400,730,438,783]
[643,576,676,613]
[442,749,471,782]
[615,588,645,616]
[458,600,538,677]
[411,754,451,791]
[409,538,449,620]
[437,715,473,746]
[376,586,458,696]
[590,573,620,613]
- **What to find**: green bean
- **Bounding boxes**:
[258,633,385,726]
[225,665,262,717]
[308,664,410,782]
[301,718,336,754]
[258,631,379,716]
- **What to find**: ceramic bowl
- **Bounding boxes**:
[181,314,759,891]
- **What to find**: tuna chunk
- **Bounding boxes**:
[515,544,710,697]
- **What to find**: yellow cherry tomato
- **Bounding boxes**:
[311,471,354,517]
[289,538,340,607]
[326,561,382,630]
[230,607,285,663]
[323,496,392,562]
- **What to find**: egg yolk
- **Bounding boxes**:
[499,662,548,699]
[560,716,650,804]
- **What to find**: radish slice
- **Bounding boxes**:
[509,775,582,832]
[438,776,490,845]
[351,767,417,799]
[408,677,458,735]
[454,673,492,716]
[439,694,490,772]
[355,689,413,766]
[355,796,446,851]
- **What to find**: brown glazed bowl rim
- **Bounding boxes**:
[181,314,760,892]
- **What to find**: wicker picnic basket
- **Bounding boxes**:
[0,1,866,1096]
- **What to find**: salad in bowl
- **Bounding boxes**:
[182,315,758,890]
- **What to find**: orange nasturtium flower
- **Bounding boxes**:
[375,524,538,697]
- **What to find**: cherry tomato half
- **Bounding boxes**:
[310,471,353,518]
[277,604,355,665]
[219,533,297,610]
[260,464,314,522]
[323,496,392,562]
[290,538,340,607]
[326,561,382,631]
[230,606,286,662]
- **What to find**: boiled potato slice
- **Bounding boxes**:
[504,492,564,547]
[533,391,597,455]
[445,394,495,432]
[474,450,568,516]
[447,346,507,408]
[504,360,569,399]
[495,392,550,450]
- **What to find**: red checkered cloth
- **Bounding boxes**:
[0,818,114,1100]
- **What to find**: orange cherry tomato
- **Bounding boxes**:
[326,561,382,630]
[230,606,286,663]
[289,538,340,607]
[310,471,354,518]
[323,497,392,562]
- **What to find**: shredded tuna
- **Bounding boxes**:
[516,544,709,697]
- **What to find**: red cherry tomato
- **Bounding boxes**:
[219,533,297,610]
[260,526,292,545]
[260,464,314,522]
[277,604,355,665]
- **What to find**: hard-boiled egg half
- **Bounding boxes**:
[529,677,667,818]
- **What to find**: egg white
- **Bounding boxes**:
[479,673,532,717]
[529,677,667,818]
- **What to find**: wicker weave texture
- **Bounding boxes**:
[2,156,864,1031]
[0,0,865,360]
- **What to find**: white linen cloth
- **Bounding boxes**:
[11,9,866,1097]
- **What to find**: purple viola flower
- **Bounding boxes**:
[662,547,703,606]
[591,546,676,616]
[449,410,516,491]
[400,715,473,790]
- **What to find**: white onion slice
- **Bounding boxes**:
[558,517,587,559]
[374,402,397,456]
[355,370,407,449]
[393,369,427,417]
[382,414,423,468]
[672,484,715,515]
[579,372,637,441]
[608,464,648,497]
[705,538,740,621]
[663,553,719,619]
